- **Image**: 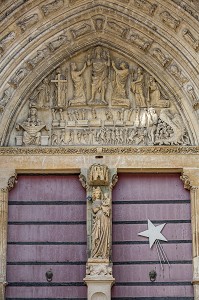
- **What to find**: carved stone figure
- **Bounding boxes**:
[105,110,113,122]
[67,130,74,144]
[41,0,64,15]
[16,106,46,146]
[134,0,158,16]
[9,67,29,88]
[51,131,59,145]
[183,29,199,52]
[0,32,15,55]
[51,68,68,107]
[26,49,49,69]
[17,14,38,32]
[0,87,14,110]
[187,85,199,110]
[131,67,147,107]
[59,129,66,145]
[48,35,69,52]
[107,21,128,38]
[152,48,171,67]
[92,16,105,31]
[86,264,112,277]
[169,64,188,86]
[69,62,87,106]
[147,76,169,108]
[91,187,111,259]
[88,47,110,105]
[71,23,91,39]
[147,108,158,144]
[160,11,180,30]
[126,30,152,51]
[117,109,124,122]
[36,78,50,107]
[112,61,130,106]
[91,108,97,119]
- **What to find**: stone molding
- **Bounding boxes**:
[0,146,199,156]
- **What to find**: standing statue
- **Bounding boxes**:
[131,67,147,108]
[88,47,110,105]
[147,76,169,108]
[69,62,87,106]
[91,187,111,259]
[112,61,130,106]
[37,78,50,107]
[147,107,158,144]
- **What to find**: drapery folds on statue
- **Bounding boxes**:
[80,164,118,300]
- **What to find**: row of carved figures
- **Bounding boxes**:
[51,107,153,124]
[28,47,169,109]
[15,103,190,146]
[50,120,189,146]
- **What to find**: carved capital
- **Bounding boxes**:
[180,173,191,190]
[0,170,17,192]
[181,169,199,190]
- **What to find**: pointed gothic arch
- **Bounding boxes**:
[0,0,199,145]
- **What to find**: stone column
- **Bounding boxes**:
[180,169,199,300]
[0,170,17,300]
[79,164,118,300]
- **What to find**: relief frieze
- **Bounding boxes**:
[9,46,191,147]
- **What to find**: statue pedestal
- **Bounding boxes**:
[84,276,115,300]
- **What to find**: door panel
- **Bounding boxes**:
[6,175,87,300]
[112,173,193,300]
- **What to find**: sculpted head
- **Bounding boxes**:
[120,62,128,70]
[71,63,77,71]
[92,186,102,201]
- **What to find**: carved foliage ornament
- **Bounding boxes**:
[1,173,17,192]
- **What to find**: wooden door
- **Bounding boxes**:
[112,173,194,299]
[6,175,87,299]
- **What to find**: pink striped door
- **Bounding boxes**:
[112,173,194,300]
[6,175,87,300]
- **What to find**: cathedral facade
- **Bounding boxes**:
[0,0,199,299]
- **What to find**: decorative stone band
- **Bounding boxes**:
[0,146,199,155]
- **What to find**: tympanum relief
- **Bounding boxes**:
[10,46,190,147]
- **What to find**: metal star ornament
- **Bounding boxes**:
[138,219,167,248]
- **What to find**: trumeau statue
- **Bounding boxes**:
[91,186,111,259]
[9,46,191,147]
